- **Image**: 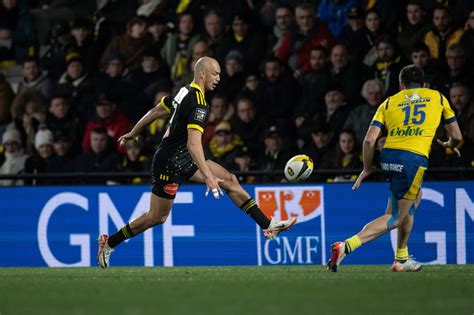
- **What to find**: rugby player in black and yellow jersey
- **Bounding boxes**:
[327,65,463,272]
[97,57,296,268]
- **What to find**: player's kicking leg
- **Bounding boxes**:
[327,194,414,272]
[189,160,297,239]
[98,193,174,268]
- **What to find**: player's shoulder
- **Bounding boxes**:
[174,83,206,107]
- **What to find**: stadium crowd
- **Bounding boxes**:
[0,0,473,185]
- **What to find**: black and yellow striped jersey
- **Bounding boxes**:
[155,82,208,163]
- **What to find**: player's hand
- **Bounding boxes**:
[205,175,224,199]
[118,132,138,147]
[436,139,461,157]
[352,169,372,191]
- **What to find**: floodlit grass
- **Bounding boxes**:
[0,265,473,315]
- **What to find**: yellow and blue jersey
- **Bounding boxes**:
[371,87,456,158]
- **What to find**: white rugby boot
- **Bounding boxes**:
[97,235,114,269]
[391,258,422,272]
[264,216,297,240]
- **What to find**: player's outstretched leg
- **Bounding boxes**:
[97,194,174,268]
[190,160,296,240]
[328,195,414,272]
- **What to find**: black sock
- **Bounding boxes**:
[397,259,407,263]
[240,198,271,229]
[108,223,135,248]
[344,243,350,254]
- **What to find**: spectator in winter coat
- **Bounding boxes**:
[276,3,335,75]
[17,57,53,99]
[0,128,28,186]
[81,94,130,153]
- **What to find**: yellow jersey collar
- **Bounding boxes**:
[191,81,205,96]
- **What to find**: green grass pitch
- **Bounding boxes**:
[1,265,473,315]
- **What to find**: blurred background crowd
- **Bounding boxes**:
[0,0,473,185]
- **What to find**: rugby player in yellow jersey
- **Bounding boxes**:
[327,65,463,272]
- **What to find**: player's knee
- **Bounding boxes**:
[222,173,239,191]
[147,212,169,226]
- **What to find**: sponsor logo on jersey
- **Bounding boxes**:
[194,108,207,122]
[390,126,425,137]
[164,183,179,195]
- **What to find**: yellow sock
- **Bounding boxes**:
[395,247,409,261]
[345,235,361,253]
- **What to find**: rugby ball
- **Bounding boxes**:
[284,154,314,182]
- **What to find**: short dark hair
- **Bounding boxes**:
[399,65,425,86]
[91,127,108,136]
[411,42,430,55]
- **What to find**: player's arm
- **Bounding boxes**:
[186,103,223,198]
[118,97,171,146]
[436,93,463,157]
[353,125,382,190]
[437,120,463,157]
[187,129,223,198]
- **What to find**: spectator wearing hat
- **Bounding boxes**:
[204,121,243,170]
[40,22,70,81]
[56,50,93,115]
[24,127,55,185]
[74,127,121,183]
[424,5,463,63]
[276,3,335,75]
[44,94,81,154]
[256,125,292,182]
[224,12,266,72]
[202,10,228,65]
[303,122,334,169]
[267,5,295,54]
[397,1,431,61]
[317,0,360,40]
[212,50,245,103]
[0,128,28,186]
[296,46,331,127]
[82,94,130,153]
[343,79,385,144]
[161,12,201,83]
[101,16,150,71]
[339,6,364,51]
[17,57,53,99]
[365,35,404,96]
